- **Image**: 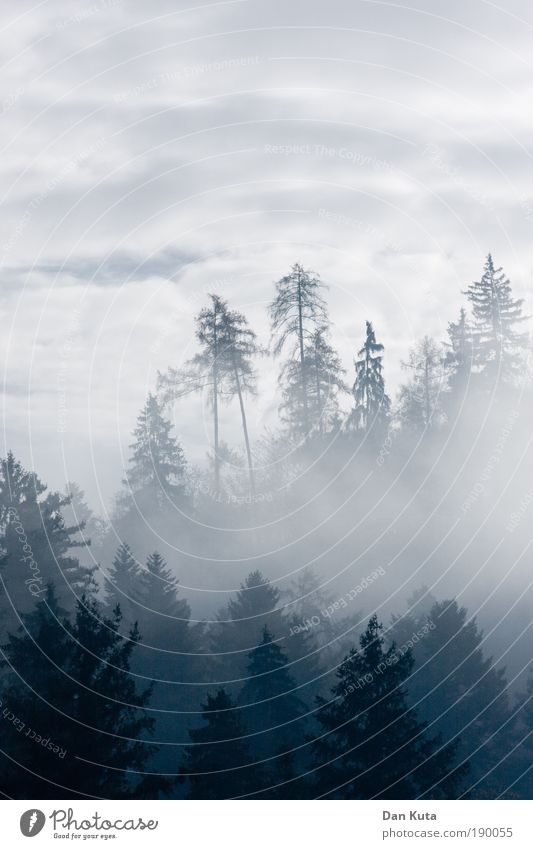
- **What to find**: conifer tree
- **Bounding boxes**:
[350,321,390,432]
[0,452,93,634]
[312,614,467,798]
[405,599,512,797]
[123,393,187,506]
[398,336,446,431]
[270,263,328,437]
[0,587,159,799]
[464,254,528,384]
[238,626,307,761]
[180,689,258,798]
[105,542,142,624]
[280,326,347,436]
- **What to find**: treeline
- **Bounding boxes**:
[0,253,532,799]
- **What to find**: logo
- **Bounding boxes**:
[20,810,46,837]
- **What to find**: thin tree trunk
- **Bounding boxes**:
[233,360,255,496]
[213,305,220,494]
[297,269,310,436]
[315,349,322,436]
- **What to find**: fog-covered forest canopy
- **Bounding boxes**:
[1,254,532,799]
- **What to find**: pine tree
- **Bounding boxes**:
[398,336,446,431]
[136,551,191,650]
[405,599,512,797]
[123,393,187,506]
[104,542,142,625]
[312,614,467,799]
[210,571,283,680]
[280,326,347,437]
[0,587,160,799]
[238,626,307,761]
[0,452,93,635]
[270,263,328,438]
[464,254,528,385]
[180,689,258,798]
[350,321,390,432]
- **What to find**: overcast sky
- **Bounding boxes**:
[2,0,533,511]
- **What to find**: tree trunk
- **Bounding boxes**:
[212,305,220,494]
[233,360,255,496]
[315,349,322,436]
[297,269,310,437]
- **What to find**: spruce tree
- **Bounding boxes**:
[123,393,187,506]
[406,599,512,797]
[238,626,307,761]
[180,689,258,798]
[350,321,390,432]
[105,542,142,625]
[270,263,328,438]
[280,326,347,437]
[464,254,528,385]
[398,336,446,431]
[312,614,467,799]
[0,452,93,635]
[0,587,159,799]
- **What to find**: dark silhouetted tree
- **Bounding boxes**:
[313,614,467,799]
[350,321,390,433]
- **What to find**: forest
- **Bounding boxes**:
[1,254,532,799]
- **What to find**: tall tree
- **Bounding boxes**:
[238,626,307,761]
[0,452,93,634]
[0,587,160,799]
[312,614,467,799]
[444,307,474,408]
[270,263,328,438]
[350,321,390,432]
[398,336,446,431]
[104,542,142,625]
[180,688,259,798]
[280,326,347,436]
[123,393,187,507]
[218,302,263,495]
[402,599,513,797]
[464,254,528,385]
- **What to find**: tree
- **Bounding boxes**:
[312,614,467,799]
[464,254,528,385]
[0,587,160,799]
[270,263,328,438]
[217,302,264,495]
[104,542,142,625]
[210,571,283,680]
[350,321,390,432]
[0,452,93,636]
[444,308,474,409]
[179,689,258,798]
[280,326,347,437]
[238,626,307,761]
[398,336,446,431]
[404,599,513,797]
[123,393,187,507]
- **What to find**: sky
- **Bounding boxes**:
[2,0,533,512]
